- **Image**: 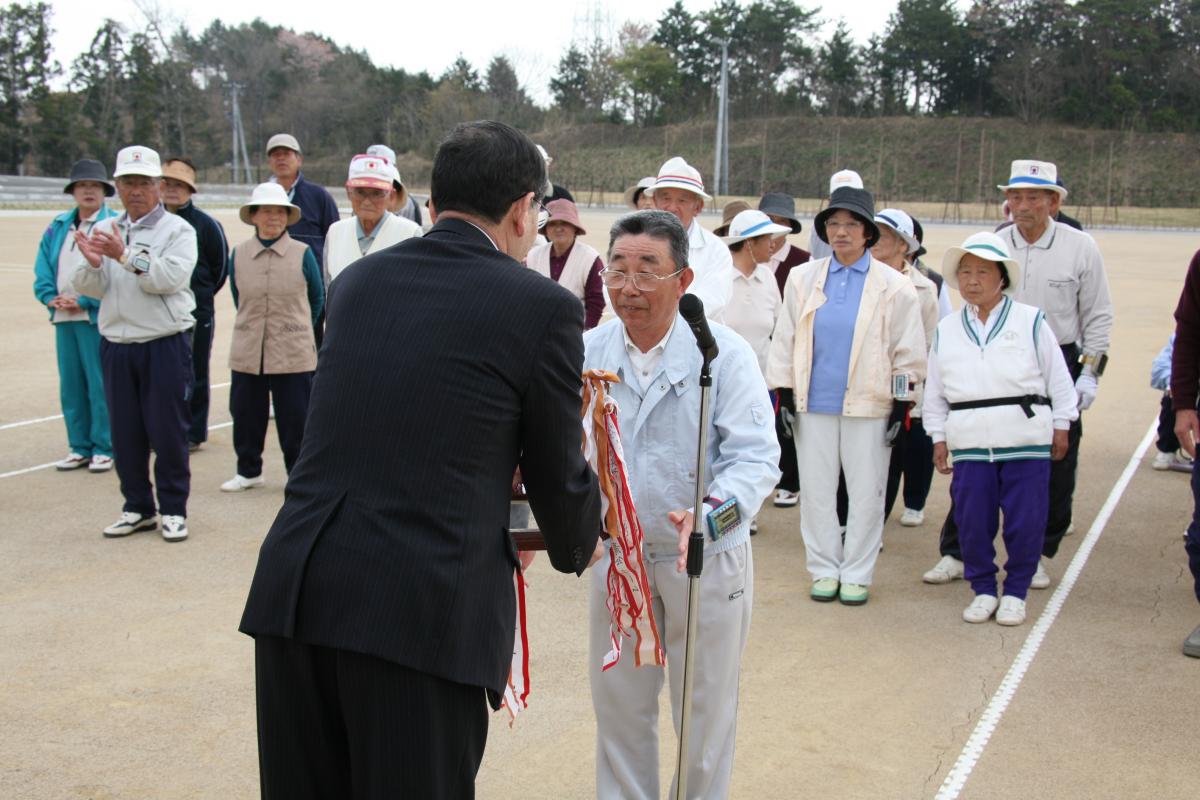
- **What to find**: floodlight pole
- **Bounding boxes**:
[712,38,729,197]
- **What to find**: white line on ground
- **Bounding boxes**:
[934,419,1158,799]
[0,420,233,480]
[0,382,231,432]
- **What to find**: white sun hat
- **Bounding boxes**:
[719,209,792,245]
[346,154,396,192]
[113,145,162,179]
[873,208,920,254]
[942,231,1022,295]
[997,159,1068,197]
[239,182,302,226]
[650,156,711,200]
[829,169,863,195]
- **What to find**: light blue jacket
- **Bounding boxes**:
[583,315,781,563]
[1152,334,1174,390]
[33,205,119,324]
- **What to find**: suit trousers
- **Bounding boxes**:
[188,313,215,445]
[55,321,111,458]
[797,413,888,585]
[229,370,313,478]
[254,635,488,800]
[101,333,191,517]
[590,542,753,800]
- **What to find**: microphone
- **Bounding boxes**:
[679,294,719,364]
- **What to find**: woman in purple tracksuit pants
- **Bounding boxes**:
[923,232,1079,627]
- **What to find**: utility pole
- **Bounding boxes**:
[229,83,253,184]
[712,39,729,197]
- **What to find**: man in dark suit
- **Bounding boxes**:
[239,120,605,799]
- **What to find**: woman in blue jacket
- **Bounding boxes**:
[32,159,118,472]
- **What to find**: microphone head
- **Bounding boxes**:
[679,293,706,324]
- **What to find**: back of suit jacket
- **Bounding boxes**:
[240,218,603,702]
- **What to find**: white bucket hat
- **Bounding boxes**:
[997,159,1068,197]
[650,156,711,200]
[874,208,920,254]
[942,232,1022,295]
[346,154,396,192]
[719,209,791,245]
[240,182,302,226]
[829,169,863,195]
[113,145,162,179]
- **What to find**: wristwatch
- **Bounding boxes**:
[1078,353,1108,376]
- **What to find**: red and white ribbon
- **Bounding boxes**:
[582,370,664,671]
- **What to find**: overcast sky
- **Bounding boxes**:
[45,0,964,102]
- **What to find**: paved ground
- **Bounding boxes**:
[1,208,1197,799]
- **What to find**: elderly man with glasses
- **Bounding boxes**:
[72,145,199,542]
[583,210,779,800]
[324,154,422,284]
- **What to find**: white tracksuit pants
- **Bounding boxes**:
[589,541,753,800]
[796,413,889,586]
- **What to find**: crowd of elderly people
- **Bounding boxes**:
[62,141,1200,649]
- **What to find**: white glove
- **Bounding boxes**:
[1075,374,1098,411]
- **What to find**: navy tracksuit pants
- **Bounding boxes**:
[189,313,216,445]
[229,371,313,479]
[101,333,192,517]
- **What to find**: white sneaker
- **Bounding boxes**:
[773,489,799,507]
[996,596,1027,626]
[1030,559,1051,590]
[103,512,157,538]
[1065,522,1076,536]
[1153,450,1175,470]
[963,594,999,623]
[923,555,964,584]
[88,455,114,472]
[899,508,924,527]
[161,515,188,542]
[221,474,265,492]
[55,453,89,471]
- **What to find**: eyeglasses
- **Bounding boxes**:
[599,268,685,292]
[511,192,549,228]
[349,187,389,201]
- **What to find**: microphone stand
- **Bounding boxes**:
[673,351,714,800]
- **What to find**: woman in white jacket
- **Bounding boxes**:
[766,187,926,606]
[922,232,1077,626]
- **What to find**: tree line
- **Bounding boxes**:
[1,0,1198,180]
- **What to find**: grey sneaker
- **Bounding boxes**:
[1184,624,1200,658]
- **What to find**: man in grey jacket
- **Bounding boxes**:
[73,145,198,542]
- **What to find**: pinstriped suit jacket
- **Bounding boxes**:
[239,218,603,705]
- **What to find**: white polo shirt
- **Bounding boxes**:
[684,219,734,322]
[1003,220,1113,356]
[724,263,780,376]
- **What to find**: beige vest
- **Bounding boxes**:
[229,234,317,375]
[526,240,599,301]
[326,213,422,282]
